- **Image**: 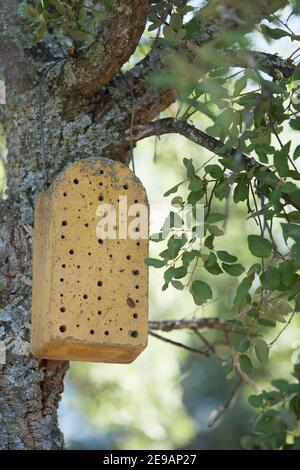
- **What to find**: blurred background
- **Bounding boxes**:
[1,0,300,451]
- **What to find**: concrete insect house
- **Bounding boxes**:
[31,158,149,363]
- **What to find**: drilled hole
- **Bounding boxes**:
[69,249,74,255]
[109,254,113,259]
[130,330,138,338]
[133,313,138,319]
[98,195,104,201]
[59,325,66,333]
[85,223,89,227]
[98,296,102,301]
[83,294,88,300]
[98,310,102,315]
[60,307,66,313]
[126,255,131,260]
[60,293,64,298]
[123,184,128,190]
[98,281,103,287]
[90,329,95,335]
[120,328,123,331]
[73,178,79,184]
[100,170,104,175]
[99,182,103,186]
[135,199,138,203]
[62,220,67,226]
[77,265,80,269]
[98,239,103,245]
[60,278,64,282]
[76,324,80,328]
[136,242,140,246]
[63,192,67,197]
[135,227,140,233]
[104,330,109,336]
[88,252,91,256]
[135,285,139,289]
[132,270,140,276]
[62,264,66,268]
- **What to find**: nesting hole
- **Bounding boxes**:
[69,249,74,255]
[133,313,138,319]
[59,325,66,333]
[104,331,109,336]
[130,330,138,338]
[73,178,79,184]
[62,220,67,226]
[90,330,95,335]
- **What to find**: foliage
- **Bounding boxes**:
[144,1,300,450]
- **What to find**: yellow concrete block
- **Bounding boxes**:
[31,158,148,363]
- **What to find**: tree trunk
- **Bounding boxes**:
[0,1,145,450]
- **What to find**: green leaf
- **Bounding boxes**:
[173,265,187,279]
[239,354,253,375]
[171,280,185,290]
[261,24,291,39]
[233,176,249,203]
[274,142,290,177]
[290,118,300,131]
[233,75,247,97]
[234,275,254,307]
[254,338,269,364]
[164,184,180,197]
[238,338,251,353]
[144,258,165,268]
[222,263,245,276]
[190,280,212,305]
[215,179,231,201]
[249,394,263,408]
[217,250,237,263]
[204,253,222,275]
[205,164,224,180]
[206,213,225,223]
[293,145,300,161]
[248,235,273,258]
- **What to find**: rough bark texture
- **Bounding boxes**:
[0,0,290,450]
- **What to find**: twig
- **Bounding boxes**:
[208,377,243,427]
[269,311,296,347]
[149,330,210,357]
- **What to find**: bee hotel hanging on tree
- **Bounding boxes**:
[31,158,149,363]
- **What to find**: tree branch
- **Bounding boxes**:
[130,118,300,212]
[60,0,149,96]
[128,0,290,125]
[0,1,36,94]
[228,50,295,79]
[149,318,245,334]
